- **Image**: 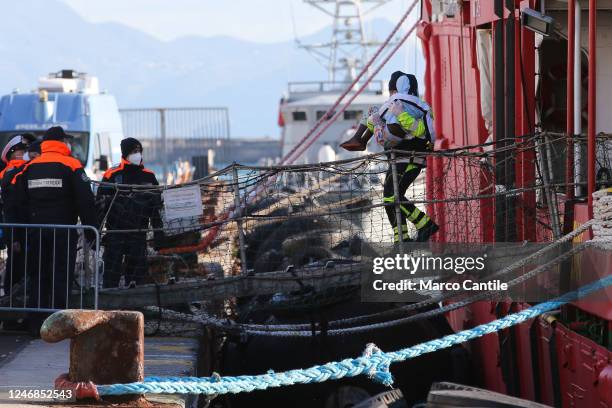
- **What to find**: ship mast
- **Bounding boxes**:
[299,0,395,84]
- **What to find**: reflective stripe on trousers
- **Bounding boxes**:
[383,162,432,233]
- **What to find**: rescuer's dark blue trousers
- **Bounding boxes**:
[383,162,432,240]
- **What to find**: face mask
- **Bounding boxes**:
[23,152,30,161]
[127,152,142,164]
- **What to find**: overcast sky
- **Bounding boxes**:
[60,0,412,43]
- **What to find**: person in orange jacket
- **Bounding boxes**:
[97,137,163,288]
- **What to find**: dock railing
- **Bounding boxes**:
[10,132,601,310]
[90,133,612,297]
[0,223,100,313]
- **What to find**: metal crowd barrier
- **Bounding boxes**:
[0,223,100,313]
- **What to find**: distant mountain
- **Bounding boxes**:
[0,0,420,137]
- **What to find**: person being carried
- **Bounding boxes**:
[97,137,163,288]
[341,71,439,242]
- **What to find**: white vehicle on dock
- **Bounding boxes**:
[0,69,124,180]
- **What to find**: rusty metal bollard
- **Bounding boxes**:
[41,310,144,402]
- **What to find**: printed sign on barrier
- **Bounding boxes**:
[162,185,203,220]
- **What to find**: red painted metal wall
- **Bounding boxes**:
[531,315,612,407]
[420,1,610,405]
[419,2,493,243]
[421,0,537,244]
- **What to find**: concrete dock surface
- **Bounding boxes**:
[0,332,200,407]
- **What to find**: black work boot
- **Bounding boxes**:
[416,219,439,242]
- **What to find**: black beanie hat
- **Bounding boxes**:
[27,140,42,154]
[43,126,74,141]
[120,137,142,158]
[20,133,36,144]
[388,71,419,96]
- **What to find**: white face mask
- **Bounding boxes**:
[127,152,142,164]
[23,152,30,161]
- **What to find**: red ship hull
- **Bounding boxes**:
[419,1,612,405]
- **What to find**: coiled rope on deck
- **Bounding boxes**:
[98,273,612,396]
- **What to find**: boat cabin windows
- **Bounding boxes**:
[343,110,362,121]
[292,111,307,121]
[316,110,335,120]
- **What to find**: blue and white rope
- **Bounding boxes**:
[97,274,612,397]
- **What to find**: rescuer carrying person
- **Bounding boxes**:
[96,137,164,288]
[11,126,97,318]
[0,133,35,297]
[340,71,439,242]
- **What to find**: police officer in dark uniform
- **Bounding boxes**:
[1,134,36,215]
[2,137,39,221]
[12,126,96,312]
[0,134,35,297]
[97,137,163,288]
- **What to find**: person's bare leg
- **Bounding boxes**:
[340,125,372,151]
